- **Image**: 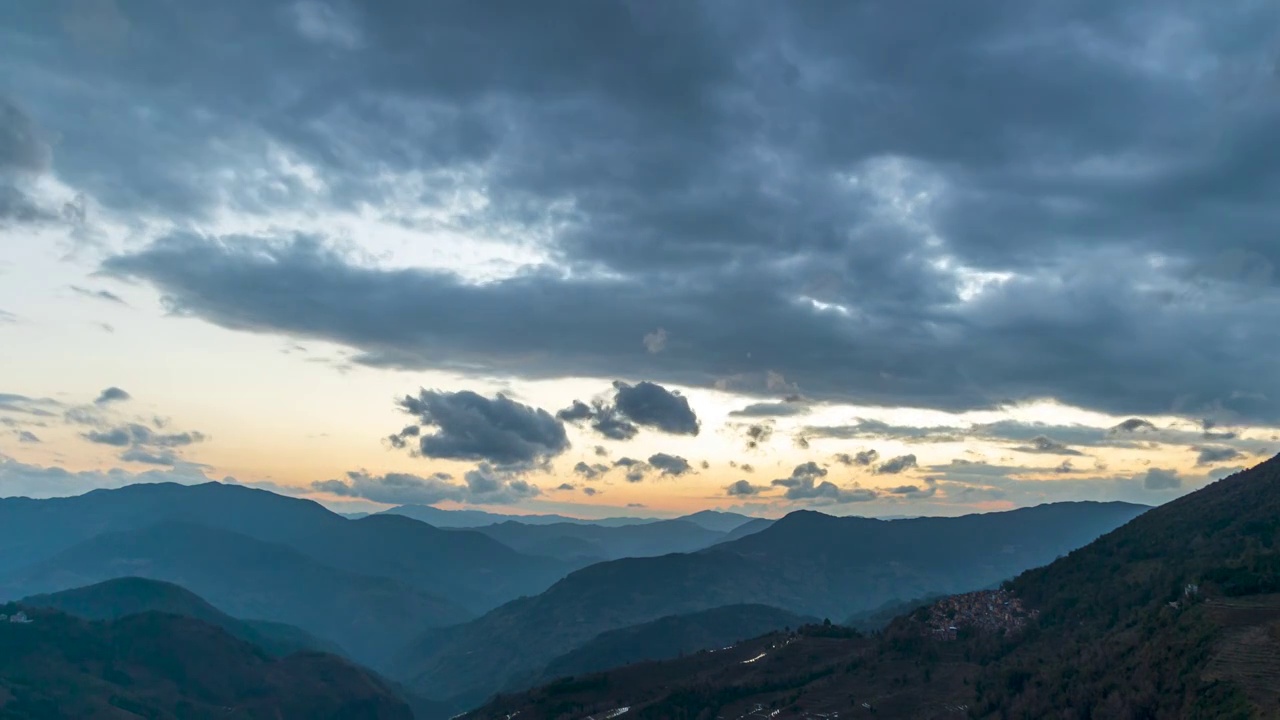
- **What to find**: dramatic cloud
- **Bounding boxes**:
[1194,446,1244,465]
[94,386,132,405]
[611,382,699,436]
[1142,468,1183,491]
[394,389,569,466]
[1011,435,1085,456]
[555,401,594,423]
[314,466,540,506]
[559,381,699,439]
[646,452,691,477]
[0,96,55,224]
[876,454,918,475]
[726,479,766,497]
[1,0,1272,434]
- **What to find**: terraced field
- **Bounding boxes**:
[1203,594,1280,718]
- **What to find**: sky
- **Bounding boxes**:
[1,0,1278,519]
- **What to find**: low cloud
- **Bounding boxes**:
[582,486,599,496]
[395,389,569,466]
[555,482,576,491]
[573,461,610,480]
[729,396,810,418]
[16,430,39,443]
[726,479,766,496]
[647,452,692,476]
[834,449,879,466]
[83,423,205,448]
[1012,435,1084,456]
[119,447,178,466]
[743,423,773,449]
[875,454,918,475]
[1113,418,1158,433]
[1142,468,1182,490]
[1193,445,1243,465]
[314,465,541,506]
[93,386,132,405]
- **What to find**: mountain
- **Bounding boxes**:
[392,500,1146,710]
[672,510,758,533]
[467,456,1280,720]
[0,481,343,574]
[0,605,413,719]
[381,505,656,528]
[0,481,583,614]
[714,516,774,543]
[540,604,814,681]
[292,513,576,611]
[20,576,340,657]
[463,518,728,562]
[0,521,470,667]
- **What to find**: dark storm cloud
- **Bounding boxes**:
[93,386,132,405]
[875,454,918,475]
[394,389,568,466]
[611,382,700,435]
[646,452,691,477]
[555,400,594,422]
[314,467,540,506]
[559,381,699,439]
[6,0,1266,422]
[0,95,54,224]
[1193,446,1244,465]
[726,479,765,497]
[1011,435,1085,456]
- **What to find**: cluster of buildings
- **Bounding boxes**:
[920,589,1036,639]
[0,611,33,624]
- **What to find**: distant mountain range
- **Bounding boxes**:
[20,576,341,658]
[377,504,661,528]
[0,520,471,665]
[392,500,1148,710]
[465,456,1280,720]
[0,603,413,718]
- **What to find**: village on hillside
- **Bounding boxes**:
[919,589,1037,639]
